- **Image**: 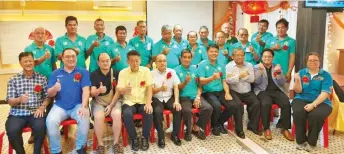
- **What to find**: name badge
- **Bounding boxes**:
[147,43,151,50]
[245,47,250,53]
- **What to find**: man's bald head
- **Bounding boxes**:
[33,26,46,42]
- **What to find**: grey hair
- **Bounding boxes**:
[161,25,172,32]
[173,24,183,31]
[199,26,209,31]
[232,48,245,56]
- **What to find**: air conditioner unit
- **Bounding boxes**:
[93,1,132,10]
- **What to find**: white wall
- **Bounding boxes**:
[147,1,213,42]
[0,21,136,64]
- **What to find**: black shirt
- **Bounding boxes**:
[265,66,279,91]
[90,68,118,96]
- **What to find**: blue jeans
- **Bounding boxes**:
[46,104,90,153]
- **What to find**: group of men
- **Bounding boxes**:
[5,15,297,154]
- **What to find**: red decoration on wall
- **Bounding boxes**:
[241,1,268,15]
[250,15,260,23]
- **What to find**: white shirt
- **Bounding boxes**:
[151,68,180,102]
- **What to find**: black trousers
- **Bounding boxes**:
[152,96,181,139]
[291,99,332,146]
[258,90,291,130]
[5,115,46,154]
[231,90,260,130]
[180,96,213,133]
[122,103,153,139]
[203,91,243,132]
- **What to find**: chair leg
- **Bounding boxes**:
[323,118,329,148]
[291,123,295,137]
[150,124,155,143]
[179,120,184,139]
[64,126,69,140]
[93,132,98,151]
[43,138,50,154]
[166,114,171,128]
[8,143,13,154]
[121,124,128,147]
[205,122,211,136]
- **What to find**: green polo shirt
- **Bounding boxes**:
[231,41,260,65]
[197,60,226,93]
[173,37,188,50]
[197,38,215,48]
[217,44,231,66]
[24,42,56,78]
[86,34,115,72]
[250,32,273,52]
[225,36,238,46]
[107,42,134,71]
[152,39,182,69]
[187,43,207,65]
[128,36,154,66]
[174,65,199,99]
[265,35,296,75]
[55,33,87,68]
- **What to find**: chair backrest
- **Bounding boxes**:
[0,131,5,154]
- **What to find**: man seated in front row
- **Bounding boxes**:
[151,54,182,148]
[175,49,213,140]
[46,48,91,154]
[253,49,294,141]
[117,50,153,151]
[198,44,240,137]
[6,52,50,154]
[90,53,123,154]
[226,48,261,137]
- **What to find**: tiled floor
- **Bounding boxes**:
[1,104,344,154]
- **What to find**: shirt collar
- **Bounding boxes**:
[97,68,111,77]
[19,71,37,78]
[114,41,128,48]
[305,68,324,75]
[233,61,247,67]
[63,33,82,40]
[274,35,290,41]
[181,65,190,71]
[129,67,142,73]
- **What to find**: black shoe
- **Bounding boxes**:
[90,122,94,129]
[235,131,245,139]
[248,128,262,136]
[184,133,192,141]
[212,127,220,136]
[192,129,206,140]
[158,138,165,148]
[219,125,228,134]
[171,135,181,146]
[131,138,139,151]
[76,147,87,154]
[141,137,149,151]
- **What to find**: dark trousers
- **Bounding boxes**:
[231,90,260,130]
[122,104,153,139]
[5,115,46,154]
[203,91,243,132]
[258,90,291,130]
[152,96,181,139]
[291,99,332,146]
[180,96,213,133]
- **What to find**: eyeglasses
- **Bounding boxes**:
[308,60,319,63]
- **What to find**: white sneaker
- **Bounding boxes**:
[296,142,307,150]
[304,143,316,152]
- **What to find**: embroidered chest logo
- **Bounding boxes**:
[63,42,68,46]
[78,41,82,46]
[313,76,324,81]
[105,41,109,46]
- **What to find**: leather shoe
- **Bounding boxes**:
[158,138,165,148]
[219,125,228,134]
[264,129,272,140]
[212,127,220,136]
[281,129,295,141]
[171,135,181,146]
[192,129,206,140]
[131,138,139,151]
[141,137,149,151]
[184,133,192,141]
[235,131,245,139]
[248,128,262,136]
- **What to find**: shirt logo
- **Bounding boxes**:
[114,48,119,53]
[78,41,82,46]
[63,42,68,46]
[57,75,63,78]
[191,73,195,78]
[205,66,209,70]
[147,43,151,50]
[179,72,183,77]
[313,76,324,81]
[105,41,109,46]
[128,48,132,51]
[173,44,178,48]
[198,49,202,53]
[217,67,221,71]
[284,42,289,46]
